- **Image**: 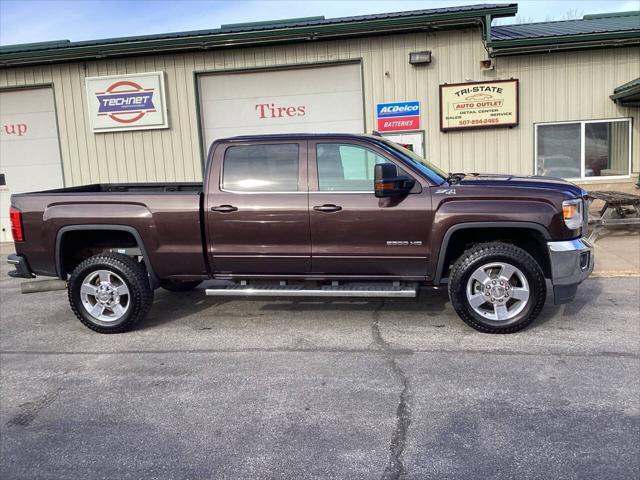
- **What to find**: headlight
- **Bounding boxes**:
[562,198,583,230]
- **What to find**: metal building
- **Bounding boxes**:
[1,3,639,241]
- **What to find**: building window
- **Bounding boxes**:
[535,119,631,180]
[222,144,299,192]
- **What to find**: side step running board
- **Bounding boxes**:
[205,284,417,298]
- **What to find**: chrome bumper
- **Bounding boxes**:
[547,238,594,304]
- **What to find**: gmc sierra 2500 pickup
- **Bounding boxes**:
[8,134,593,334]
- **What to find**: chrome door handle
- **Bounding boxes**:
[211,205,238,213]
[313,204,342,212]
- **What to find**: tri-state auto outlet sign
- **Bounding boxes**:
[85,72,169,133]
[376,101,420,132]
[439,79,519,131]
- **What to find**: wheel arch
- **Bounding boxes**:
[433,222,551,284]
[55,224,158,287]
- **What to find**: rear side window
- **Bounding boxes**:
[222,144,299,192]
[316,143,391,191]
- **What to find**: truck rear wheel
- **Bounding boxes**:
[448,242,546,334]
[68,253,153,333]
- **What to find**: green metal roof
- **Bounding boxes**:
[220,16,326,29]
[0,3,517,67]
[583,11,639,20]
[611,77,640,107]
[491,11,639,40]
[489,10,640,55]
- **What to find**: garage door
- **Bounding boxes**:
[0,87,64,242]
[197,63,364,151]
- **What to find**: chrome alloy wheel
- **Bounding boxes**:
[466,262,530,322]
[80,270,130,322]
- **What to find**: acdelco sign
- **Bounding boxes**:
[86,72,168,133]
[376,101,421,132]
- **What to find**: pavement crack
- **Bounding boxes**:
[372,299,412,480]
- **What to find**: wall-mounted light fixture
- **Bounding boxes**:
[409,50,432,65]
[480,59,494,70]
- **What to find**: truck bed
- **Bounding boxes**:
[25,182,203,194]
[11,182,207,280]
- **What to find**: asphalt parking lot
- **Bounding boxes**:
[1,260,638,480]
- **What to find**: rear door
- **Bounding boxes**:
[308,139,431,277]
[205,140,310,275]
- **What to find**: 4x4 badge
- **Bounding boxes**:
[436,188,456,195]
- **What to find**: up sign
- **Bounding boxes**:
[439,79,519,131]
[85,72,169,133]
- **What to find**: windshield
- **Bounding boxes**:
[378,139,448,184]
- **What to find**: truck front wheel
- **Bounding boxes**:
[68,253,153,333]
[448,242,546,334]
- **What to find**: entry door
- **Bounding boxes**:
[308,139,431,277]
[205,140,310,275]
[382,132,425,157]
[0,87,64,242]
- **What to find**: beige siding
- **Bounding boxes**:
[496,48,639,182]
[1,28,638,186]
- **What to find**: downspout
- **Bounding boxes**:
[484,14,492,42]
[482,14,494,57]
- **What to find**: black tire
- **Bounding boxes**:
[160,280,201,292]
[68,253,153,334]
[448,242,546,334]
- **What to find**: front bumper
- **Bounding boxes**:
[7,254,35,279]
[547,238,594,304]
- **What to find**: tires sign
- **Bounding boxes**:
[85,72,169,133]
[376,101,420,132]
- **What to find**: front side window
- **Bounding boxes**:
[316,143,391,191]
[222,143,299,192]
[536,119,631,179]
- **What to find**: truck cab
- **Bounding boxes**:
[204,134,438,278]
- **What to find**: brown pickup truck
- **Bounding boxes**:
[8,133,593,334]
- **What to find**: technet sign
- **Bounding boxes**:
[86,72,169,133]
[376,101,420,132]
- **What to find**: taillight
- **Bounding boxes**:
[9,207,24,242]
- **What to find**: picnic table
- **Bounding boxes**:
[587,190,640,242]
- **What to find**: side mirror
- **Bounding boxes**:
[374,163,416,198]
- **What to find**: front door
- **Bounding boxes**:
[205,140,310,275]
[308,139,431,277]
